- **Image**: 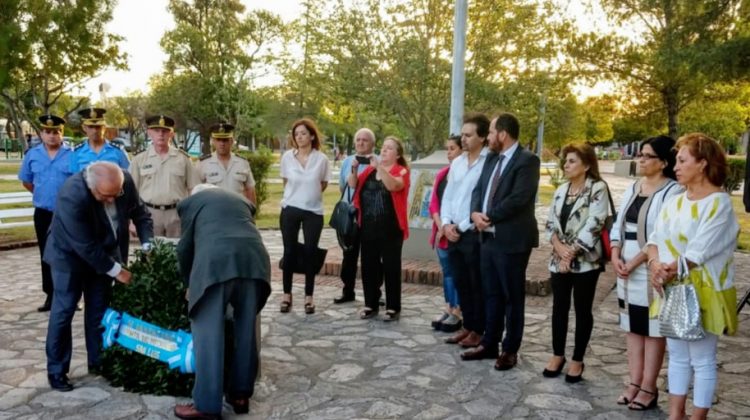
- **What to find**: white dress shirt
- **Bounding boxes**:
[440,147,489,232]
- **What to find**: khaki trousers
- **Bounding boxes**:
[149,207,181,238]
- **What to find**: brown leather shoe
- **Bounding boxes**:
[460,344,498,361]
[444,328,470,344]
[494,352,518,371]
[173,403,222,420]
[459,331,482,348]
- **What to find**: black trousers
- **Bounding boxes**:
[280,206,324,296]
[479,242,531,354]
[448,231,483,334]
[550,270,601,361]
[360,235,402,312]
[34,208,54,297]
[339,230,361,297]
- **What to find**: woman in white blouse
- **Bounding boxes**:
[279,119,331,314]
[610,136,682,410]
[647,133,739,420]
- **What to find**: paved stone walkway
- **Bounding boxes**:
[2,170,750,419]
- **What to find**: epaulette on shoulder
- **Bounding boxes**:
[73,142,86,151]
[178,148,191,158]
[199,153,212,161]
[133,149,146,157]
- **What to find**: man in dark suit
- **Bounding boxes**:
[44,162,153,391]
[464,113,540,371]
[173,185,271,420]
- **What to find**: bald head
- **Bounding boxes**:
[85,162,125,203]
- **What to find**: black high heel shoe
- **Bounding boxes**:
[565,362,585,383]
[542,357,566,378]
[628,388,658,411]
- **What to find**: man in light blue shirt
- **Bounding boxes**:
[69,108,129,173]
[18,114,74,311]
[334,127,376,304]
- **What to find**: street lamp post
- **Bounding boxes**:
[449,0,468,137]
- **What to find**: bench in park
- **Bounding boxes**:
[0,192,34,229]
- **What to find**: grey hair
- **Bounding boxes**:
[191,183,219,195]
[84,161,124,191]
[354,128,376,144]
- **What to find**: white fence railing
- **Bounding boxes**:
[0,192,33,229]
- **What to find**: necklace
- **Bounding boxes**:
[566,182,584,205]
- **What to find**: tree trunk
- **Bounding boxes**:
[663,85,680,139]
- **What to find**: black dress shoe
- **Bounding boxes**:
[48,374,73,392]
[542,357,566,378]
[333,294,355,304]
[226,396,249,414]
[37,296,52,312]
[460,345,498,361]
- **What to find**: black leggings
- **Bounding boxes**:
[550,270,600,362]
[280,206,324,296]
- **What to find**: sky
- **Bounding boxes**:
[79,0,305,99]
[80,0,613,100]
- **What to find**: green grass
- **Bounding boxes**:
[731,195,750,251]
[0,162,21,175]
[0,225,36,244]
[254,182,340,229]
[0,180,25,193]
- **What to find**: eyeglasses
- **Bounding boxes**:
[636,153,659,160]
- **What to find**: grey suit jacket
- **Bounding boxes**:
[471,145,540,252]
[176,188,271,314]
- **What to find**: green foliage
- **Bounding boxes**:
[100,240,194,396]
[0,0,126,137]
[725,157,746,195]
[566,0,748,138]
[236,146,275,214]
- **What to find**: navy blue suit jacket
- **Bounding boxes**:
[471,145,540,252]
[44,171,153,274]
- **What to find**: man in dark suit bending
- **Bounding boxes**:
[44,161,153,391]
[173,185,271,420]
[464,113,540,371]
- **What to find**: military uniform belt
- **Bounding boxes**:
[144,202,178,211]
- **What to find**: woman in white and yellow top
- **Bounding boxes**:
[647,133,739,420]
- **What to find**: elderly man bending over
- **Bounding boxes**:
[44,161,153,391]
[173,185,271,420]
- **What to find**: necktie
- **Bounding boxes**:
[488,153,506,202]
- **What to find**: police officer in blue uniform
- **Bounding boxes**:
[69,108,129,173]
[18,115,74,311]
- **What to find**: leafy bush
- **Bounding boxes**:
[724,157,746,195]
[100,240,194,396]
[237,146,275,215]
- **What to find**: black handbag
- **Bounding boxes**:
[329,186,359,251]
[279,242,328,274]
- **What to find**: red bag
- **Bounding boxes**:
[600,183,616,262]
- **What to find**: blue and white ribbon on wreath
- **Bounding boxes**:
[101,308,195,374]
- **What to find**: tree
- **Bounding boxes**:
[0,0,126,138]
[567,0,749,138]
[155,0,285,152]
[107,92,149,150]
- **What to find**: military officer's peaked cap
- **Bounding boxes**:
[210,122,235,139]
[38,114,66,130]
[146,114,176,131]
[78,108,107,126]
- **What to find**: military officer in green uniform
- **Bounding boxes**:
[197,122,256,205]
